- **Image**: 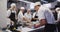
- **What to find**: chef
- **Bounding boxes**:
[56,7,60,32]
[18,7,25,22]
[34,2,56,32]
[7,3,17,31]
[24,9,32,22]
[7,3,16,23]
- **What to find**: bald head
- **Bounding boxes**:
[20,7,25,13]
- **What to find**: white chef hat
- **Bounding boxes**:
[55,7,60,11]
[10,3,16,7]
[20,7,25,9]
[34,2,41,7]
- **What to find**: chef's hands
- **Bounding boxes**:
[34,23,40,28]
[23,16,31,23]
[27,23,33,28]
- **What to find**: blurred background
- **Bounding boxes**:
[0,0,60,32]
[7,0,60,9]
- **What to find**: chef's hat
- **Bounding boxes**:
[34,2,41,7]
[20,7,25,9]
[56,7,60,11]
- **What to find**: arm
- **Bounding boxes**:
[34,19,47,28]
[32,18,39,20]
[39,19,47,26]
[7,9,11,17]
[57,13,60,22]
[23,17,31,23]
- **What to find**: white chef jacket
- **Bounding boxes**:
[58,11,60,20]
[38,6,55,24]
[24,13,32,20]
[18,11,24,22]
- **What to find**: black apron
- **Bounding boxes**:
[9,11,15,22]
[8,11,17,31]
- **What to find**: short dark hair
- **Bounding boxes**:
[37,5,40,6]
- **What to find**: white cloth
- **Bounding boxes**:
[33,12,38,18]
[16,26,45,32]
[7,9,16,17]
[58,11,60,20]
[16,27,34,32]
[24,13,32,20]
[33,12,36,18]
[38,6,55,24]
[18,11,24,22]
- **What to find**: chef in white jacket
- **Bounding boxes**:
[18,7,30,23]
[18,7,25,22]
[56,7,60,32]
[34,2,56,32]
[24,9,32,21]
[24,9,33,28]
